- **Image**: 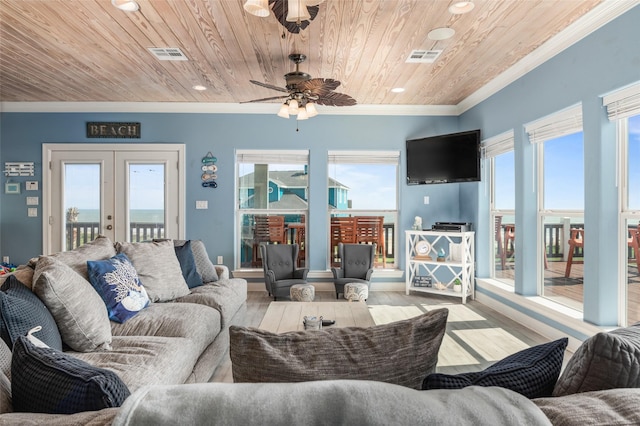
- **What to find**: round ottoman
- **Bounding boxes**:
[290,284,315,302]
[344,282,369,302]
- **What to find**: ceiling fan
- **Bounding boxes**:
[242,53,357,120]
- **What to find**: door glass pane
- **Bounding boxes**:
[64,164,101,250]
[128,164,165,242]
[492,151,515,284]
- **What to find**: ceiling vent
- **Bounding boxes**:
[405,49,443,63]
[148,47,189,61]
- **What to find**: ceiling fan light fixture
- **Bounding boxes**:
[286,0,311,22]
[448,1,474,14]
[243,0,270,17]
[305,0,325,5]
[297,108,309,120]
[111,0,139,12]
[305,102,318,117]
[277,103,290,118]
[428,27,455,40]
[288,98,300,114]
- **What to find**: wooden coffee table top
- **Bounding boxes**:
[258,301,375,333]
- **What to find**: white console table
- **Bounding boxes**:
[405,230,475,304]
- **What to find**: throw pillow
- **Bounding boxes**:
[230,309,449,389]
[423,338,568,399]
[33,256,112,352]
[0,339,11,414]
[116,240,190,302]
[173,241,204,289]
[0,275,62,350]
[171,240,218,283]
[553,324,640,396]
[11,330,130,414]
[87,253,150,323]
[47,235,117,279]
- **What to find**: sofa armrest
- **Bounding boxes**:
[215,265,229,280]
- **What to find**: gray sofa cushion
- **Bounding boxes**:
[33,256,112,352]
[116,240,190,302]
[110,302,221,355]
[69,335,201,394]
[11,334,130,414]
[46,235,117,279]
[230,309,449,389]
[0,338,11,414]
[113,381,552,426]
[173,278,247,328]
[553,324,640,396]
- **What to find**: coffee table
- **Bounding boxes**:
[259,301,375,333]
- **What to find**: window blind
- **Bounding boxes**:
[525,104,583,144]
[328,150,400,165]
[482,130,514,158]
[236,150,309,164]
[603,82,640,121]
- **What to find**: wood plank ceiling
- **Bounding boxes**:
[0,0,605,107]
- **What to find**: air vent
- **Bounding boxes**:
[405,49,443,63]
[148,47,189,61]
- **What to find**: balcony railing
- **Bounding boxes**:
[65,222,165,250]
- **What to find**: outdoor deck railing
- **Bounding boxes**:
[65,222,165,250]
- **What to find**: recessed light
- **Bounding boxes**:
[449,1,475,14]
[192,85,207,91]
[391,88,405,93]
[428,27,455,41]
[111,0,139,12]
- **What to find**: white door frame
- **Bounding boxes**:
[42,143,186,254]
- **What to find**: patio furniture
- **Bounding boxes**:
[355,216,386,267]
[251,215,286,267]
[564,228,584,278]
[330,217,357,266]
[627,225,640,271]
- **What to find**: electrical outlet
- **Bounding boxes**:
[217,256,223,264]
[195,200,208,209]
[28,208,38,217]
[423,196,430,204]
[2,256,9,264]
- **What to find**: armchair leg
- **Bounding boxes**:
[336,292,340,299]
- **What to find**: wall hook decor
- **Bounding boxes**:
[201,152,218,188]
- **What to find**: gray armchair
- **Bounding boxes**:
[331,243,376,299]
[260,243,309,301]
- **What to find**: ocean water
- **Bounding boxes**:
[68,209,164,223]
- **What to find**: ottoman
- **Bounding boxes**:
[290,283,315,302]
[344,282,368,302]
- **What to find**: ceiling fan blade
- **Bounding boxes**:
[315,91,357,107]
[240,95,289,104]
[249,80,287,93]
[296,78,341,94]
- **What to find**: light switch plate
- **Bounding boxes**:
[195,200,208,209]
[26,181,39,191]
[26,196,39,205]
[28,208,38,217]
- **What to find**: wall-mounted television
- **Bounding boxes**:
[406,129,481,185]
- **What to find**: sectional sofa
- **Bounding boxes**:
[0,236,247,423]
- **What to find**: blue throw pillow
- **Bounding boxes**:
[174,240,203,289]
[11,332,130,414]
[422,338,568,399]
[0,275,63,350]
[87,253,150,323]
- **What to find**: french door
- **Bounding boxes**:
[43,144,185,254]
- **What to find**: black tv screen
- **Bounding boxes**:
[406,129,481,185]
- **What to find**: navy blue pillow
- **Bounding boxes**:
[422,338,568,399]
[11,334,130,414]
[87,253,150,323]
[174,240,203,289]
[0,275,62,350]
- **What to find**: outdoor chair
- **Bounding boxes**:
[260,243,309,301]
[331,243,376,299]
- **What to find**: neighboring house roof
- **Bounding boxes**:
[269,193,309,210]
[239,171,348,190]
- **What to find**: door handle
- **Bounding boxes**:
[106,225,113,230]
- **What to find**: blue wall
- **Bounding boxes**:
[0,112,462,271]
[461,4,640,326]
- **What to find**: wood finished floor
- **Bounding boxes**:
[210,291,562,383]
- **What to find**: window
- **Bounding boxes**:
[527,104,584,311]
[604,82,640,325]
[236,150,309,269]
[483,131,515,284]
[327,151,399,269]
